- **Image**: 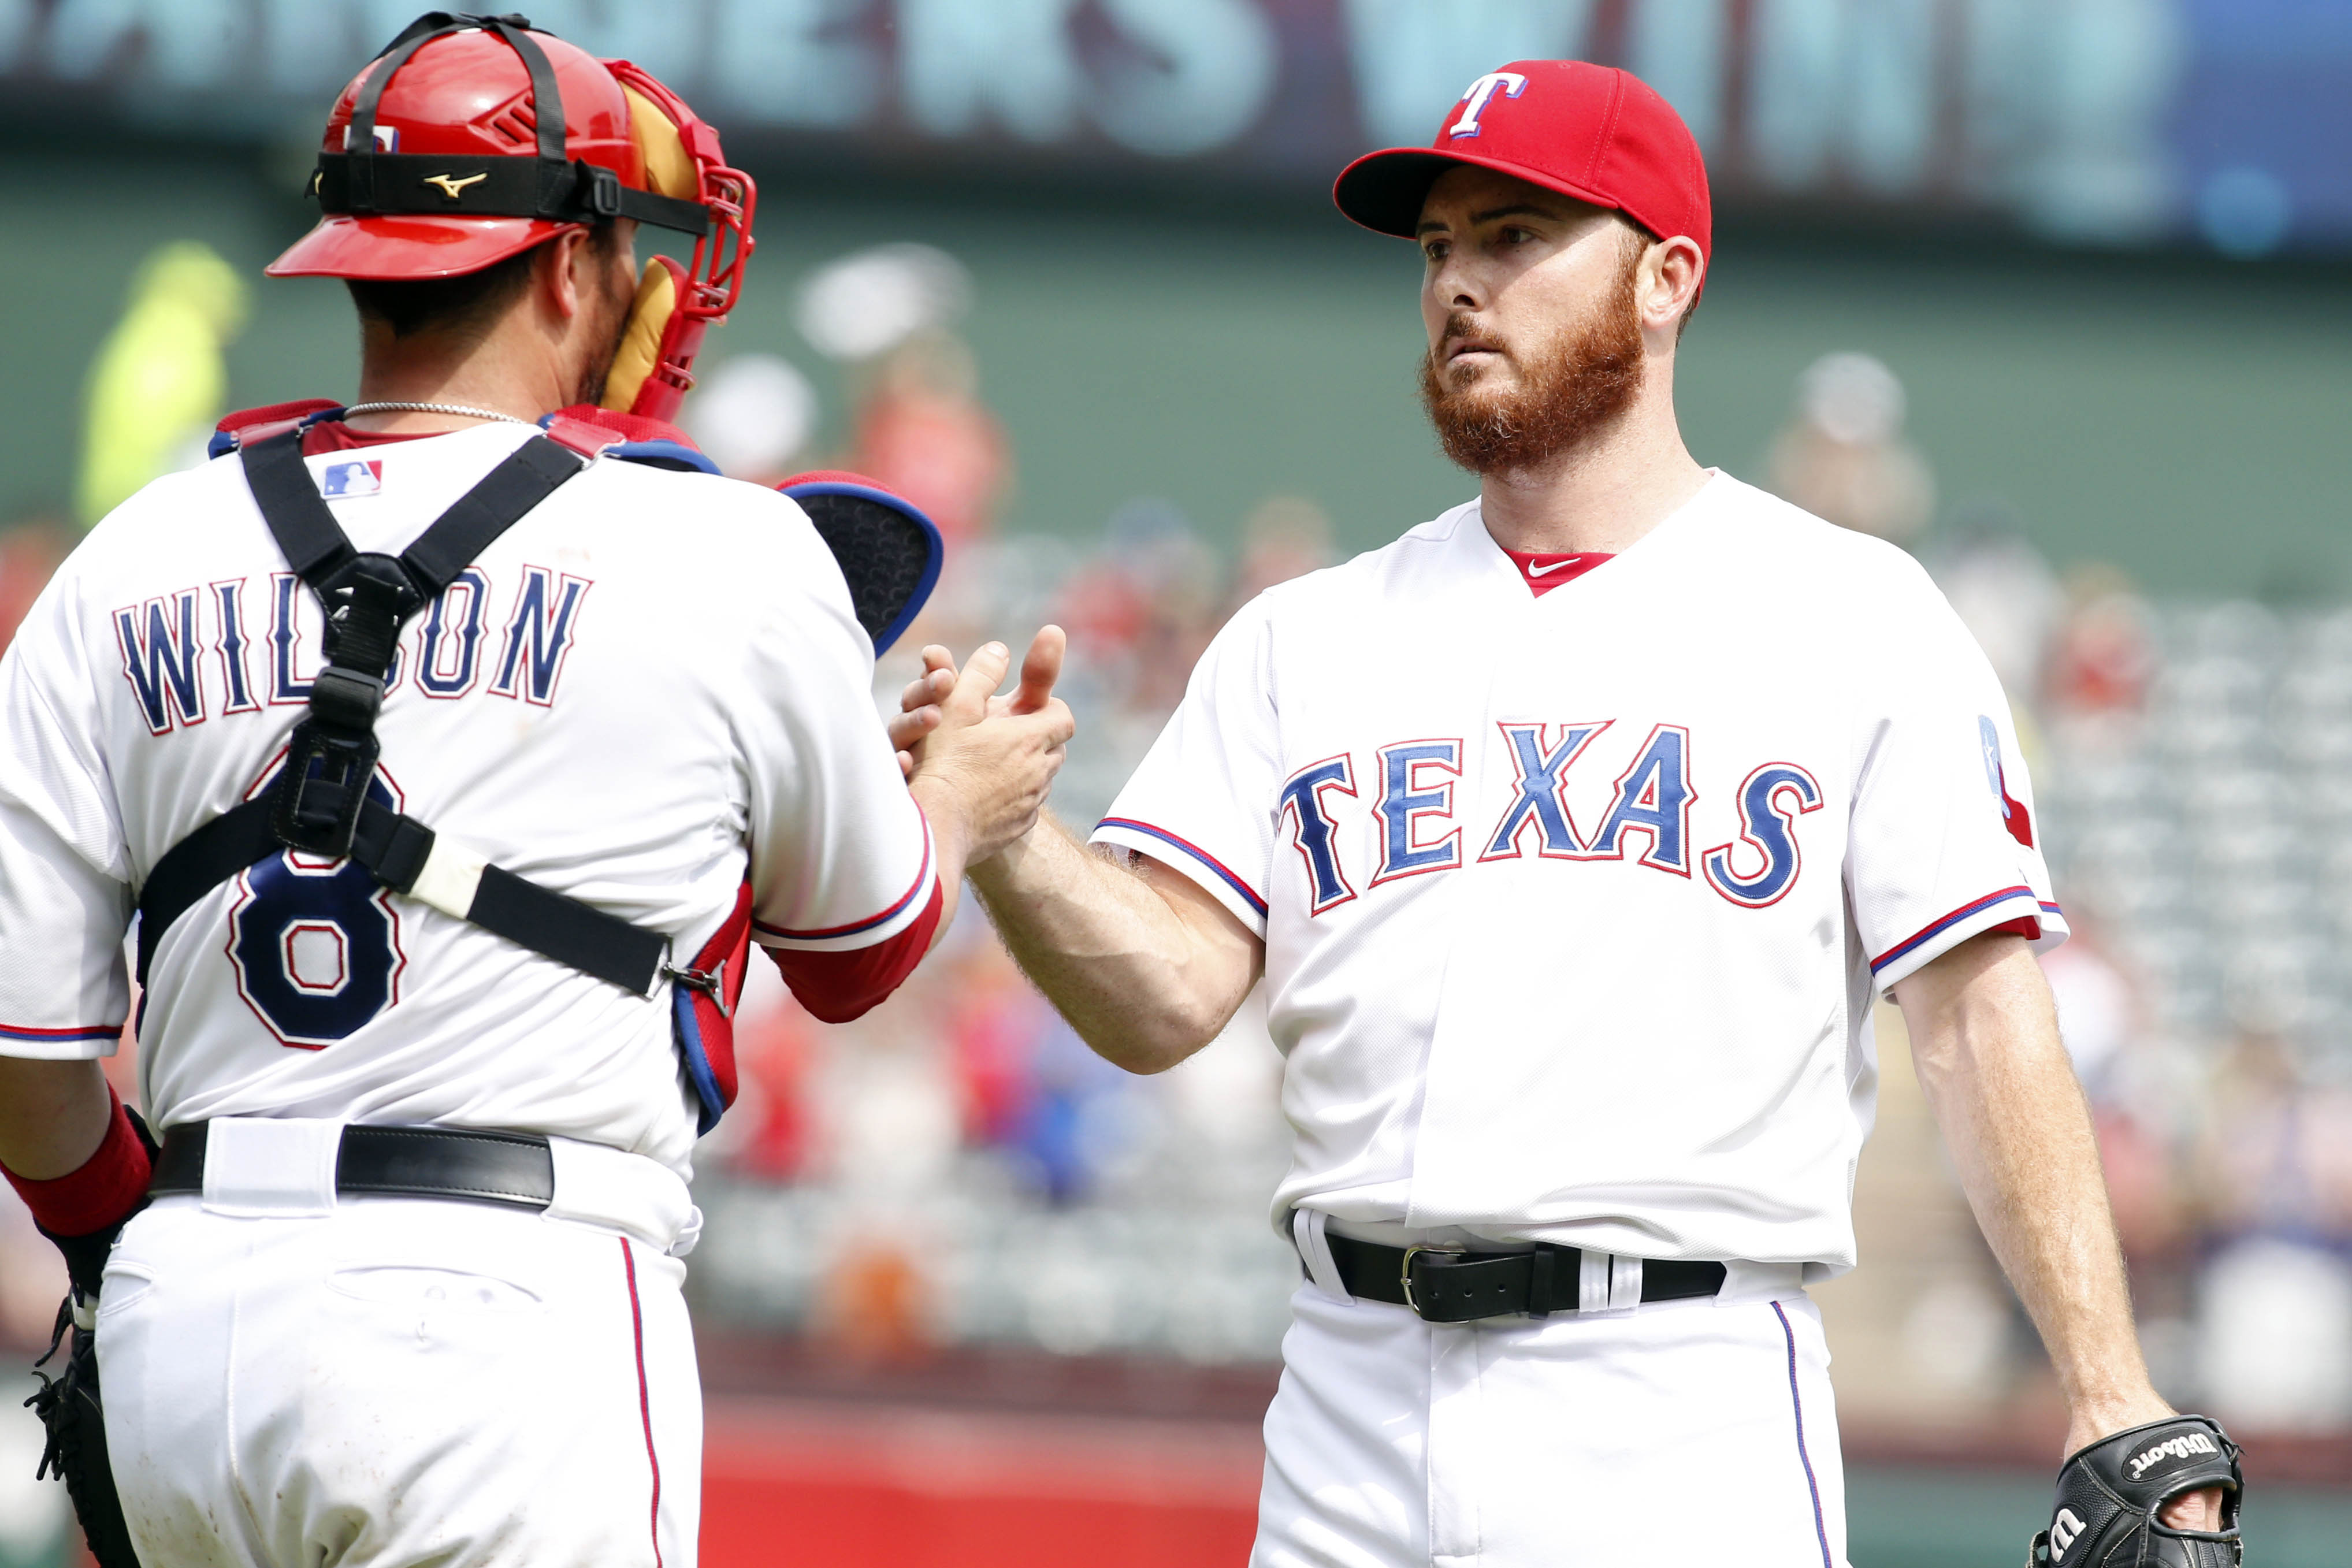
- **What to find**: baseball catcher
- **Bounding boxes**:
[1,12,1067,1566]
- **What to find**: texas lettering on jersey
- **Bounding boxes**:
[112,565,590,734]
[1090,475,2067,1269]
[1265,724,1822,913]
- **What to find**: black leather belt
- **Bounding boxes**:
[149,1122,555,1210]
[1327,1232,1727,1324]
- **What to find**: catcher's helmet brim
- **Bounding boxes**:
[266,214,574,280]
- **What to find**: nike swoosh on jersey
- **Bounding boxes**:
[1526,557,1588,577]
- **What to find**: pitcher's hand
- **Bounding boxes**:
[2064,1406,2224,1531]
[892,627,1066,779]
[904,633,1073,865]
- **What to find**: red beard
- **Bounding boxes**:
[1417,255,1645,477]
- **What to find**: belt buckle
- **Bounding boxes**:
[1399,1244,1465,1318]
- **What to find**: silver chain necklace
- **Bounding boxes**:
[343,400,535,428]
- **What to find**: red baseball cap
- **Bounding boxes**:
[1333,60,1710,270]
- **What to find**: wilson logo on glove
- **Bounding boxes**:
[2128,1432,2220,1480]
[2048,1509,2086,1559]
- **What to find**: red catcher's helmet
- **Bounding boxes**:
[267,12,756,420]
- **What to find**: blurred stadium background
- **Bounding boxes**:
[4,1,2352,1563]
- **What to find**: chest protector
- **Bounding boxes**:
[147,407,753,1130]
[150,404,946,1134]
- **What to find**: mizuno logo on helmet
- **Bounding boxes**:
[423,172,488,199]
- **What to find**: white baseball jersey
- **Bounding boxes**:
[1094,472,2063,1273]
[0,421,937,1177]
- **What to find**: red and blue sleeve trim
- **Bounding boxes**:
[1870,885,2041,975]
[0,1023,122,1045]
[753,828,935,943]
[767,875,945,1023]
[1097,818,1268,918]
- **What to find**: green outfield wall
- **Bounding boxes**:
[5,150,2350,599]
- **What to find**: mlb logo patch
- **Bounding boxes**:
[319,460,383,499]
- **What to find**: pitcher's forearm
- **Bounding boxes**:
[1900,937,2158,1435]
[970,817,1254,1072]
[1924,1024,2150,1419]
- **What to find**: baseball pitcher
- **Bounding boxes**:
[892,61,2240,1568]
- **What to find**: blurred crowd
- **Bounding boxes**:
[1777,351,2352,1434]
[1,244,2346,1447]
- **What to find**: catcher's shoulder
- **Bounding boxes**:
[73,455,252,574]
[590,456,816,541]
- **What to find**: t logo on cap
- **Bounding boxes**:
[1448,71,1528,139]
[1333,59,1712,285]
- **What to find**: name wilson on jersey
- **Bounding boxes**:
[112,566,589,734]
[1259,723,1823,914]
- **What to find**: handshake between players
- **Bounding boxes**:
[896,631,1076,880]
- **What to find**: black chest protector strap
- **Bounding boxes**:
[135,430,669,998]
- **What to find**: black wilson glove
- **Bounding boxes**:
[2028,1414,2243,1568]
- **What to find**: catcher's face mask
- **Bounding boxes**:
[269,11,757,422]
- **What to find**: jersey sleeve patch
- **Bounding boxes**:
[1092,817,1269,927]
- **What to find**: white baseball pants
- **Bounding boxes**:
[1252,1277,1849,1568]
[95,1129,700,1568]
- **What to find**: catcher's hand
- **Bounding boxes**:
[27,1287,141,1568]
[890,630,1065,781]
[2028,1415,2242,1567]
[23,1109,154,1568]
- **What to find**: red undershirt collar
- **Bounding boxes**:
[300,422,439,455]
[1502,548,1614,598]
